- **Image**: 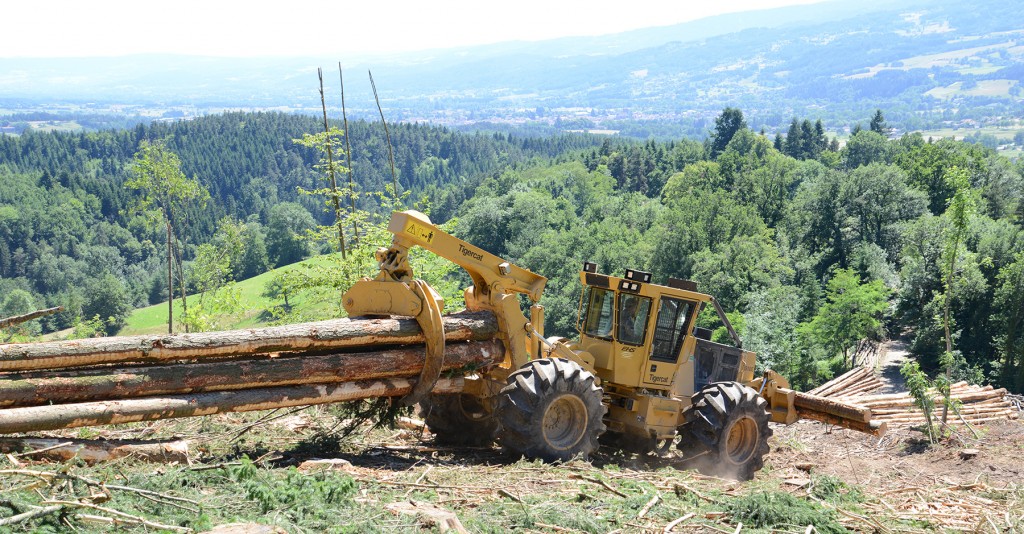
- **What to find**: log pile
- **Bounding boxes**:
[806,366,885,398]
[808,367,1019,428]
[0,312,503,435]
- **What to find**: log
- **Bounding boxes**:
[840,389,1008,409]
[0,377,464,434]
[875,414,1016,426]
[792,390,872,423]
[0,312,497,372]
[0,307,64,330]
[798,410,887,437]
[0,339,504,408]
[807,367,863,396]
[0,437,190,464]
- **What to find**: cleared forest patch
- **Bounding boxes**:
[0,405,1020,533]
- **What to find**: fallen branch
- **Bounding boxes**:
[43,500,192,532]
[663,512,695,533]
[0,307,63,330]
[637,493,661,518]
[572,474,628,498]
[0,504,63,527]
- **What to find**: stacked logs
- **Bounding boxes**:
[0,312,503,434]
[808,367,1019,428]
[807,367,885,398]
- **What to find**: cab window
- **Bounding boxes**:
[582,287,614,339]
[617,293,652,346]
[650,297,695,363]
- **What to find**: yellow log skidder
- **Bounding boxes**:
[344,211,884,480]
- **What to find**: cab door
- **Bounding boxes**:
[641,296,697,389]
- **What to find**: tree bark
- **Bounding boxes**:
[791,389,872,423]
[0,311,497,372]
[797,410,887,437]
[0,377,464,434]
[0,339,503,407]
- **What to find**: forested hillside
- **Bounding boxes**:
[1,110,1023,395]
[0,112,601,334]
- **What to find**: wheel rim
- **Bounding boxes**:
[457,395,489,422]
[542,394,588,451]
[723,416,759,465]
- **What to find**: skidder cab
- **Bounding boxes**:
[566,263,773,477]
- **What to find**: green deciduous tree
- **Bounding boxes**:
[293,126,355,258]
[796,268,889,371]
[708,107,747,159]
[938,166,978,423]
[994,253,1024,391]
[743,285,805,384]
[82,272,132,335]
[690,232,794,312]
[125,140,209,333]
[652,188,766,282]
[842,130,891,169]
[267,202,315,267]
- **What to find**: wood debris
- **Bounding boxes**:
[0,437,191,465]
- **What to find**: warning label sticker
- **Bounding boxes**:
[404,221,435,244]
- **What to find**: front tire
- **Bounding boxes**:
[498,358,606,462]
[677,382,772,481]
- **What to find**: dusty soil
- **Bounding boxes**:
[769,420,1024,490]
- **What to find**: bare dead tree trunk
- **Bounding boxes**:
[318,67,346,258]
[338,64,358,243]
[0,378,466,434]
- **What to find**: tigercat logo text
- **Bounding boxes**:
[458,244,484,261]
[648,375,669,384]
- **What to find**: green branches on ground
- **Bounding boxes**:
[727,490,846,534]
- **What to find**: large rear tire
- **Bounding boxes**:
[418,393,498,446]
[677,382,771,481]
[498,358,606,462]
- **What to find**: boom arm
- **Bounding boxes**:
[379,211,546,303]
[343,211,548,393]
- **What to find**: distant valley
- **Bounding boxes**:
[1,0,1022,140]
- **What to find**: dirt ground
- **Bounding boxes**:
[3,338,1022,533]
[769,420,1024,491]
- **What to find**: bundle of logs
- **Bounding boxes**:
[0,312,503,435]
[808,366,1020,428]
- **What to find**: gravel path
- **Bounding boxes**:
[877,337,910,394]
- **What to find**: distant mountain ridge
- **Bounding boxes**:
[1,0,1021,135]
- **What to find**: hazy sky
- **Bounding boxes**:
[5,0,826,58]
